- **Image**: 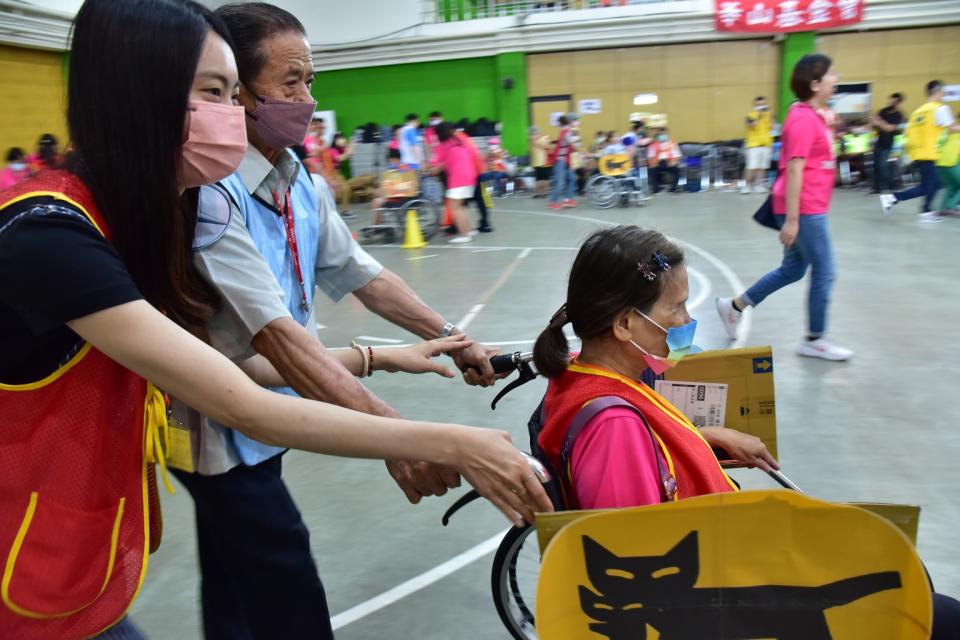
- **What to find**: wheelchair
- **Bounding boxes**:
[585,152,649,210]
[441,352,802,640]
[360,169,442,243]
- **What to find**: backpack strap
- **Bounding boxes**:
[559,396,677,504]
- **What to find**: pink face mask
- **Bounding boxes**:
[180,101,247,188]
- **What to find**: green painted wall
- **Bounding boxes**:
[778,32,817,120]
[312,53,529,155]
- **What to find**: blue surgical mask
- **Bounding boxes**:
[630,309,701,373]
[8,162,26,171]
[657,134,668,142]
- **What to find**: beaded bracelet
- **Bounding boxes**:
[367,345,375,377]
[349,340,368,378]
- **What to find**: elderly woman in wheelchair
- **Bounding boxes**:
[531,226,776,509]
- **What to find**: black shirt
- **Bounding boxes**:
[0,196,142,384]
[875,106,904,150]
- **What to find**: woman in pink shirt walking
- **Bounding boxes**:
[716,54,853,362]
[431,121,481,244]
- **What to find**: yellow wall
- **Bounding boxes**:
[528,40,779,143]
[817,25,960,118]
[0,45,68,157]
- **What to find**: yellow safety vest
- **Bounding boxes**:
[937,132,960,168]
[905,101,945,162]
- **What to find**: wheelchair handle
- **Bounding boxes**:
[489,351,533,375]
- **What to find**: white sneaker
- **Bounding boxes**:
[715,298,742,340]
[753,185,768,194]
[740,186,752,195]
[796,338,853,361]
[878,193,897,216]
[468,229,479,237]
[918,211,942,224]
[448,235,473,244]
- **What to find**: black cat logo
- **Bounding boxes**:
[578,531,901,639]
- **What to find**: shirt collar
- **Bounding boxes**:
[236,145,300,199]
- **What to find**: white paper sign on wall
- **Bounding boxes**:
[578,99,602,115]
[944,85,960,103]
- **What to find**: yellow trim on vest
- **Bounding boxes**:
[567,362,739,492]
[1,493,126,619]
[0,190,104,235]
[0,342,93,391]
[143,384,175,495]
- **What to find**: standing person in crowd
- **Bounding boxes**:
[482,136,510,197]
[880,80,960,223]
[0,2,550,639]
[0,147,30,189]
[529,125,552,198]
[453,124,493,232]
[29,132,61,171]
[431,121,480,243]
[742,96,776,194]
[935,109,960,214]
[399,112,423,169]
[424,110,443,158]
[389,123,402,153]
[548,114,576,210]
[869,92,905,194]
[716,54,853,361]
[302,114,331,176]
[647,127,682,194]
[327,131,356,216]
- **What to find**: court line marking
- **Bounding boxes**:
[330,529,509,630]
[356,336,405,344]
[456,249,532,332]
[407,254,438,261]
[456,304,485,332]
[332,210,752,629]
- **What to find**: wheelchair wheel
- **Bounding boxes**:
[586,174,620,210]
[401,198,440,240]
[491,524,540,640]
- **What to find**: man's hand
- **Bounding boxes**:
[385,460,461,503]
[452,342,503,387]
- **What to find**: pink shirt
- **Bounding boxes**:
[772,102,836,215]
[430,138,479,189]
[570,406,663,509]
[0,167,30,190]
[328,146,344,171]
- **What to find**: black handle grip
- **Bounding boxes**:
[489,353,519,375]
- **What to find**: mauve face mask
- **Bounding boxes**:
[246,94,317,149]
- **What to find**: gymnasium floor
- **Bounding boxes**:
[132,187,960,638]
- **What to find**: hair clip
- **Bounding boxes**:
[637,251,671,281]
[652,251,672,272]
[637,261,658,281]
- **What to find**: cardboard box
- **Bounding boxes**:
[663,346,778,459]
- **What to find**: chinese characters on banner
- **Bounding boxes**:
[715,0,864,33]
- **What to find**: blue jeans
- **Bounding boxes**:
[743,214,835,337]
[550,158,576,203]
[894,160,942,212]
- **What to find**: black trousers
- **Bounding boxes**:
[171,456,334,640]
[650,161,680,193]
[472,178,490,228]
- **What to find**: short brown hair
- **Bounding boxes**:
[790,54,833,102]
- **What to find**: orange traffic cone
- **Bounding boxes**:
[402,209,428,249]
[442,200,453,227]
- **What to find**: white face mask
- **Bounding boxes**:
[8,162,26,171]
[430,119,441,126]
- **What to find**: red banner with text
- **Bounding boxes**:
[715,0,864,33]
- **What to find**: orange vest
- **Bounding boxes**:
[0,171,167,639]
[540,362,737,505]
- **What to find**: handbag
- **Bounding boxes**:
[752,195,779,230]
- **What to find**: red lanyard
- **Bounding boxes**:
[271,189,309,309]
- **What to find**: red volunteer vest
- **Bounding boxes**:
[540,362,738,505]
[0,171,167,639]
